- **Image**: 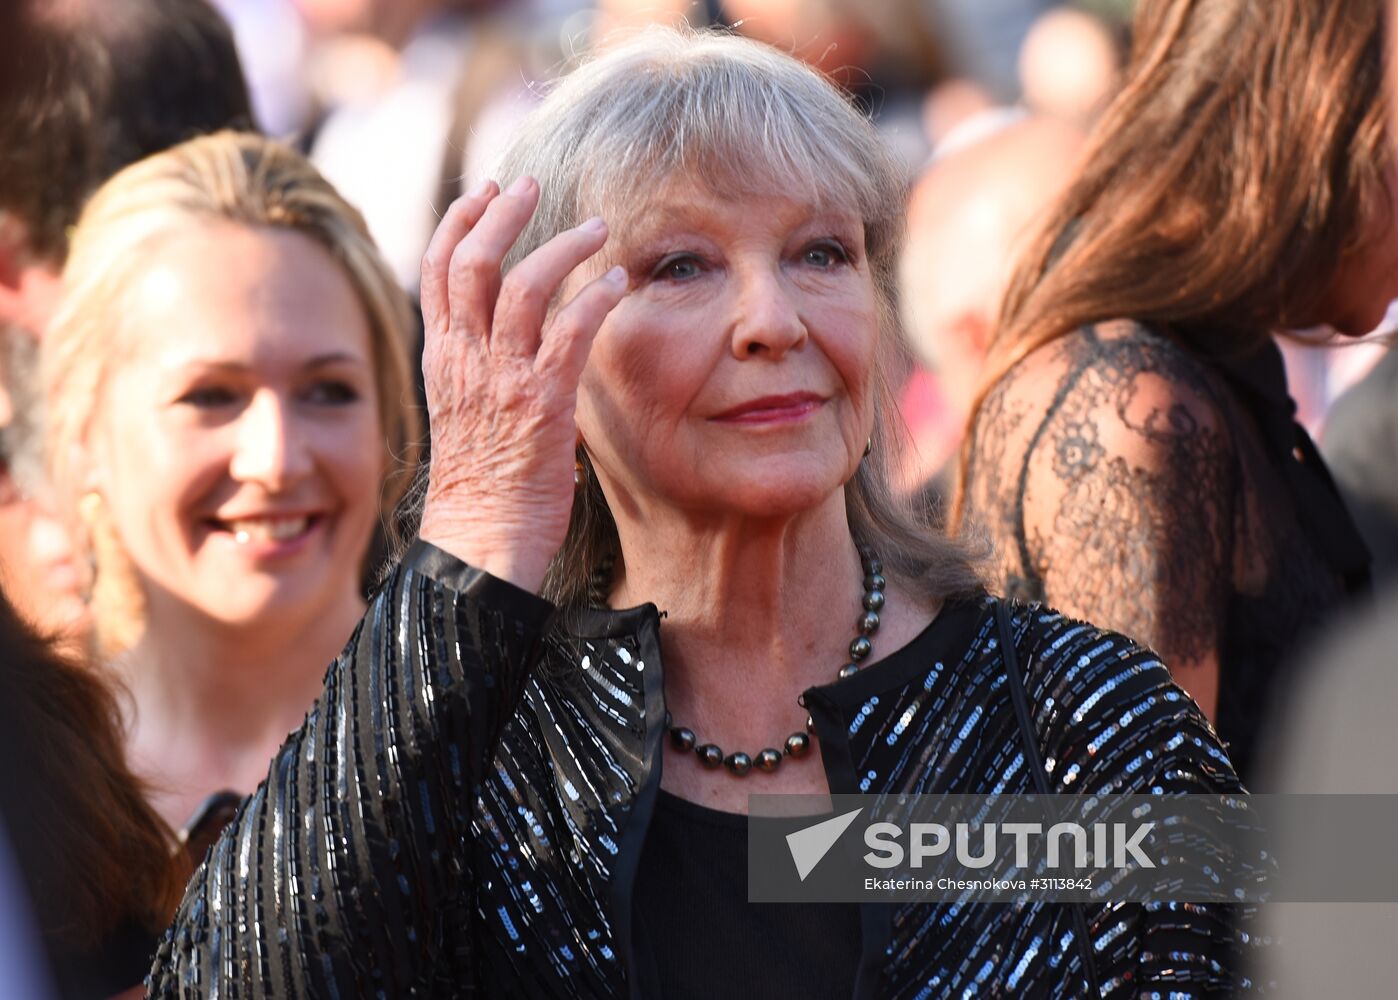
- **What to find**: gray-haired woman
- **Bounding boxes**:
[149,28,1254,998]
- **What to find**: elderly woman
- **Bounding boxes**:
[149,30,1252,997]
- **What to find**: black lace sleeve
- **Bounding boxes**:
[145,540,555,997]
[967,324,1239,714]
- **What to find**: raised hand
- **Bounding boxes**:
[417,176,626,593]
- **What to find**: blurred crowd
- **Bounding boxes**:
[1,0,1396,997]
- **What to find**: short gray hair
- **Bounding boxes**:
[483,27,986,607]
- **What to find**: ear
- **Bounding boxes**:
[950,311,994,357]
[0,222,26,325]
[0,378,13,429]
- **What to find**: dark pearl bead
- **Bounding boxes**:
[669,727,696,752]
[756,749,783,772]
[805,714,816,733]
[863,572,886,592]
[786,732,811,757]
[696,744,724,769]
[863,590,885,611]
[858,611,880,635]
[838,663,859,680]
[849,636,872,660]
[724,752,753,775]
[865,557,883,576]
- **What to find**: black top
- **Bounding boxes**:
[149,541,1262,997]
[633,789,862,998]
[964,321,1370,783]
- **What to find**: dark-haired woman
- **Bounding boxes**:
[0,588,186,998]
[957,0,1383,784]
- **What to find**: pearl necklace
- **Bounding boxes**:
[665,545,886,776]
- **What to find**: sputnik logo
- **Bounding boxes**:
[786,808,864,881]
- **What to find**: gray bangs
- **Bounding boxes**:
[471,25,985,610]
[493,27,906,278]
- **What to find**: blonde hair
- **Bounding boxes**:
[44,131,421,653]
[462,27,985,606]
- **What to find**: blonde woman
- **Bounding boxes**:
[43,132,420,835]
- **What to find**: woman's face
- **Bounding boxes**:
[89,221,384,630]
[1315,169,1398,336]
[575,177,880,523]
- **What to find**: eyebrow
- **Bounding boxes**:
[172,352,369,373]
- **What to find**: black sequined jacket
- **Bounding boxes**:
[147,540,1256,998]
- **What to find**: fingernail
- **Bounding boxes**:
[578,216,606,234]
[605,265,627,286]
[470,178,493,198]
[506,175,534,196]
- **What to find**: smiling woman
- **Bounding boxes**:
[40,133,420,835]
[150,28,1258,999]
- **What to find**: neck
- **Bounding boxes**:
[117,591,365,803]
[610,493,875,748]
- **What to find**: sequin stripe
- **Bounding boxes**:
[461,643,645,996]
[870,604,1258,997]
[147,561,554,997]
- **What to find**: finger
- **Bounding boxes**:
[535,266,628,384]
[447,175,540,337]
[491,217,610,357]
[421,182,496,332]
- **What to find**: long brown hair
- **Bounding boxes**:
[951,0,1389,528]
[0,590,186,947]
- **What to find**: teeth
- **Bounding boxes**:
[228,516,310,544]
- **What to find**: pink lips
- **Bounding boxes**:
[710,392,825,425]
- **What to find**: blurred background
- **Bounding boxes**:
[204,0,1390,499]
[2,4,1396,996]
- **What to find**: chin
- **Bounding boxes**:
[702,464,848,519]
[193,576,328,630]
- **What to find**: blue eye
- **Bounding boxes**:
[803,241,850,268]
[304,381,360,405]
[652,254,704,282]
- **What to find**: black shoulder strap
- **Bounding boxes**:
[996,601,1102,997]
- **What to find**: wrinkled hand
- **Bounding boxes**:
[417,177,626,593]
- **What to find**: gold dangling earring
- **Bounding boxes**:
[574,458,585,491]
[863,437,872,458]
[77,491,102,591]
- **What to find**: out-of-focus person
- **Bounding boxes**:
[1253,0,1398,987]
[1321,347,1398,585]
[1254,582,1398,996]
[310,0,534,290]
[957,0,1384,785]
[0,1,103,639]
[0,0,255,641]
[0,586,185,999]
[41,132,421,834]
[724,0,949,170]
[0,824,52,1000]
[933,0,1056,100]
[898,116,1085,506]
[1017,4,1125,123]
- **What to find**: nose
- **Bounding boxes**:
[730,265,808,360]
[228,391,312,491]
